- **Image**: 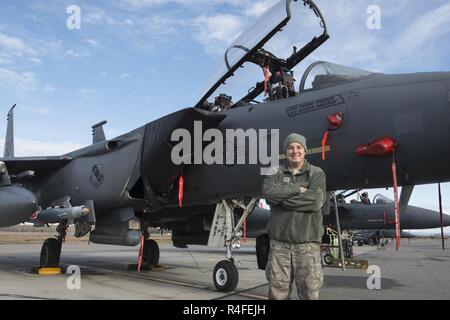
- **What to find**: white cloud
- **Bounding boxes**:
[172,55,189,62]
[85,8,116,25]
[34,38,63,57]
[0,32,48,67]
[120,73,131,79]
[0,67,37,91]
[42,85,55,92]
[123,19,134,26]
[0,32,36,56]
[379,0,416,17]
[193,14,243,54]
[29,57,42,65]
[65,48,91,58]
[84,38,100,46]
[299,2,379,69]
[244,0,278,17]
[120,0,244,10]
[27,107,50,115]
[140,15,177,36]
[0,53,13,65]
[0,138,84,157]
[390,3,450,63]
[120,0,170,8]
[79,88,98,99]
[299,0,450,73]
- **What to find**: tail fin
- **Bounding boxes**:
[3,104,16,158]
[92,120,107,144]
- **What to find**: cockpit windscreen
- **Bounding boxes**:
[299,61,373,92]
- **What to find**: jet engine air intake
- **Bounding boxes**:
[73,137,139,158]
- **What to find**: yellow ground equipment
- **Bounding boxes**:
[321,227,368,270]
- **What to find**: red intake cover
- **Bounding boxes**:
[355,137,397,156]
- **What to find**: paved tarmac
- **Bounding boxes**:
[0,238,449,300]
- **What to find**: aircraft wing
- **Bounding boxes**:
[0,156,72,177]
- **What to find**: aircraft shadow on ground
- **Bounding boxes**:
[324,275,403,290]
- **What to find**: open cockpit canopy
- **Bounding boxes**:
[194,0,329,109]
[373,194,394,204]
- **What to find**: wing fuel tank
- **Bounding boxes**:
[0,186,38,227]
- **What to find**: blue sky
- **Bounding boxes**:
[1,0,450,233]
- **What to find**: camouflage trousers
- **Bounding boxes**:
[265,240,323,300]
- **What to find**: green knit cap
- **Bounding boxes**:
[283,133,307,154]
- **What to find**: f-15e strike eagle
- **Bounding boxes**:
[1,0,450,291]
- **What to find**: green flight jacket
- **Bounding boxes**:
[261,160,326,244]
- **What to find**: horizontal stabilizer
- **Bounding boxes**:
[0,156,72,177]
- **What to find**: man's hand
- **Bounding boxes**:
[300,187,308,194]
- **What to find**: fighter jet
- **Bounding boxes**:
[245,195,450,238]
[352,230,416,247]
[1,0,450,291]
[328,194,450,231]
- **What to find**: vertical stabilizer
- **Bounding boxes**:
[3,104,16,158]
[92,120,107,144]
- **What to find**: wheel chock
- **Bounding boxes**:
[37,267,62,275]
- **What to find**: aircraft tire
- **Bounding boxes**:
[40,238,62,268]
[213,260,238,292]
[143,239,160,266]
[323,253,334,265]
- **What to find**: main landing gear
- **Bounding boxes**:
[137,225,160,269]
[142,239,160,267]
[40,222,67,268]
[209,199,257,292]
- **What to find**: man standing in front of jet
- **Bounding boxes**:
[262,133,326,300]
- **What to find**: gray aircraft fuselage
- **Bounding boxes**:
[11,73,450,209]
[1,71,450,233]
[181,71,450,206]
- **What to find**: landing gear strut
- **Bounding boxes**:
[40,222,67,268]
[208,198,257,291]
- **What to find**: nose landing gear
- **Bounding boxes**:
[213,260,239,291]
[208,198,256,292]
